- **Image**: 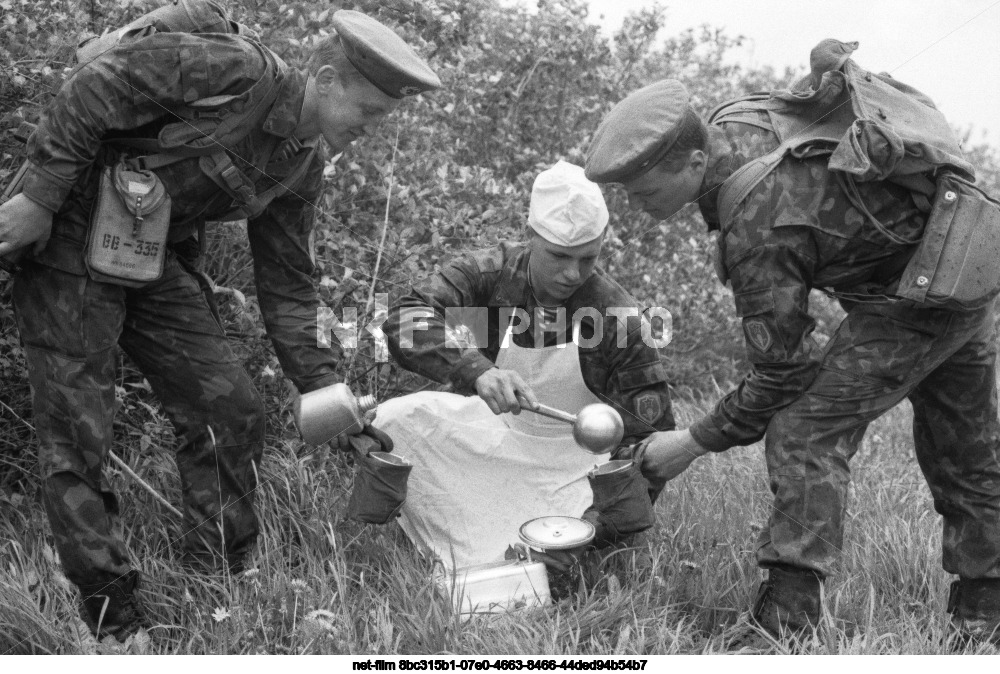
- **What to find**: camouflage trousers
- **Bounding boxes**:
[13,253,264,587]
[757,299,1000,580]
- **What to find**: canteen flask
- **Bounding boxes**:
[293,382,376,446]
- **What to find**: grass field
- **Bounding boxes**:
[1,388,995,656]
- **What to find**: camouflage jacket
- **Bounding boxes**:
[689,116,929,452]
[384,242,676,453]
[21,33,339,394]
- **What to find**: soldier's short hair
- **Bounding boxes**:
[655,107,708,174]
[305,34,370,87]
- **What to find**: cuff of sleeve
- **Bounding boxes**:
[449,353,496,393]
[610,436,649,463]
[21,165,72,212]
[689,416,734,453]
[299,373,341,394]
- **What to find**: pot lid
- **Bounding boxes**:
[518,516,595,551]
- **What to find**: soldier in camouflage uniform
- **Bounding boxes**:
[0,8,439,639]
[585,79,1000,642]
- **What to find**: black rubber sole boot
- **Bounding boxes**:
[77,569,150,641]
[751,565,823,639]
[947,578,1000,647]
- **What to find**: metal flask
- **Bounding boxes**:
[293,382,376,446]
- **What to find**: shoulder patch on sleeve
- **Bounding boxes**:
[634,391,664,426]
[743,318,773,353]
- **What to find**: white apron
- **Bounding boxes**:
[377,320,609,569]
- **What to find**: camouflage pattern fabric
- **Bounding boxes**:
[13,253,264,584]
[757,299,1000,578]
[23,32,341,393]
[690,114,929,450]
[383,242,676,455]
[687,113,1000,579]
[11,33,344,585]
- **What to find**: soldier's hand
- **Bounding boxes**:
[640,429,708,486]
[331,408,377,453]
[0,194,53,257]
[332,432,353,453]
[508,542,585,575]
[474,368,538,415]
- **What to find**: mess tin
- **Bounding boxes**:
[368,451,407,466]
[436,559,551,618]
[589,459,632,478]
[518,516,596,552]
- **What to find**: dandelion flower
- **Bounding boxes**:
[306,609,337,621]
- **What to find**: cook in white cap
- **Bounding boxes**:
[526,160,610,305]
[377,161,676,576]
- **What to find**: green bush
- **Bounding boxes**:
[2,0,999,439]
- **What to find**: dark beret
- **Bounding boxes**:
[332,10,441,99]
[585,79,691,183]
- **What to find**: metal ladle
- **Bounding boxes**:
[517,399,625,454]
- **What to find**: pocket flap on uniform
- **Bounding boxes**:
[734,288,775,317]
[615,361,667,391]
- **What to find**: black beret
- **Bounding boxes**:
[332,10,441,99]
[585,79,691,183]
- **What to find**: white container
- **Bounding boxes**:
[435,559,551,617]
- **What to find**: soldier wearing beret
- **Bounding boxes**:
[0,4,439,639]
[380,161,675,574]
[585,79,1000,642]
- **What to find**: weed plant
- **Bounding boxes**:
[1,391,994,654]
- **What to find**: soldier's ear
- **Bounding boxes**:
[315,65,338,94]
[688,149,707,174]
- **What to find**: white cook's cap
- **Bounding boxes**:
[528,161,609,247]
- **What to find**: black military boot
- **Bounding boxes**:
[947,578,1000,646]
[77,570,150,641]
[751,565,823,637]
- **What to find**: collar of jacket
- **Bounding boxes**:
[487,244,533,308]
[697,125,739,232]
[259,67,309,139]
[485,242,615,313]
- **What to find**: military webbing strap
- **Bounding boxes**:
[711,91,849,231]
[239,144,319,220]
[717,138,932,244]
[712,52,976,232]
[105,42,282,161]
[102,38,294,219]
[717,138,798,232]
[207,144,319,222]
[116,132,316,221]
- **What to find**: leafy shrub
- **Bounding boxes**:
[1,0,998,417]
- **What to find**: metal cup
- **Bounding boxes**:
[369,451,409,467]
[589,459,632,478]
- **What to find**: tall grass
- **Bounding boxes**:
[1,391,993,654]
